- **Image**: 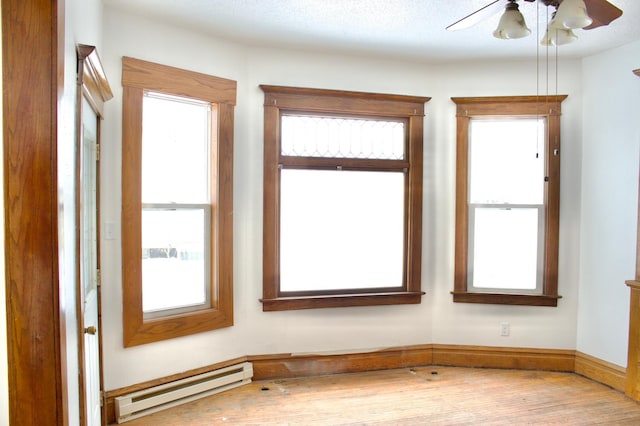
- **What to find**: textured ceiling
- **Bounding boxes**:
[104,0,640,63]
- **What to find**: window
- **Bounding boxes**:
[452,96,566,306]
[122,57,236,346]
[260,86,430,311]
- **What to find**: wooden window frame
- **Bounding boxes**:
[451,96,566,307]
[260,85,430,311]
[121,57,236,346]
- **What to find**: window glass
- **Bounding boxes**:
[142,92,210,204]
[281,115,405,160]
[467,118,545,294]
[142,208,208,313]
[140,91,211,317]
[280,169,405,292]
[469,119,545,205]
[470,207,540,290]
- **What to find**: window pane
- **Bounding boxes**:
[471,207,539,290]
[142,92,210,203]
[469,119,544,205]
[142,208,208,313]
[280,169,404,292]
[281,115,405,160]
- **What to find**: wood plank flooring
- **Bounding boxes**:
[117,366,640,425]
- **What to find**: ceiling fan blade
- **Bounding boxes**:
[446,0,508,31]
[582,0,623,30]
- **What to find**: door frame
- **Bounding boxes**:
[75,44,113,425]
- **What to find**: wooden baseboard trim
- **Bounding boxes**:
[575,351,626,391]
[249,345,434,380]
[432,344,575,371]
[103,346,625,424]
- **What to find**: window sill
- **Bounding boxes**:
[260,291,425,311]
[451,292,561,307]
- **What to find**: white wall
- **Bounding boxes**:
[576,40,640,366]
[0,1,8,424]
[101,6,587,391]
[428,59,583,350]
[59,0,104,423]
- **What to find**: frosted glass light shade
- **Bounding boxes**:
[493,2,531,39]
[540,27,578,46]
[552,0,592,29]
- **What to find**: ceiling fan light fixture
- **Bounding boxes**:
[493,1,531,40]
[552,0,593,29]
[540,27,578,46]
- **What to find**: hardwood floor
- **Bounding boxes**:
[118,366,640,425]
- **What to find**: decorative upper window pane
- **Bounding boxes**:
[142,92,210,204]
[281,115,405,160]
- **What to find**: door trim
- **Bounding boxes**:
[76,44,113,425]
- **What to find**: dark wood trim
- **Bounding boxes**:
[103,344,599,424]
[260,291,425,311]
[260,85,428,311]
[627,280,640,290]
[3,0,66,424]
[250,345,434,380]
[452,95,567,117]
[627,281,640,400]
[545,111,562,299]
[260,84,431,106]
[406,114,424,293]
[453,114,469,294]
[77,44,113,116]
[432,344,575,371]
[262,105,280,301]
[279,156,409,170]
[261,85,429,118]
[121,58,236,346]
[121,86,145,346]
[451,291,562,306]
[122,57,236,105]
[626,91,640,399]
[452,95,566,307]
[452,95,568,105]
[575,351,626,392]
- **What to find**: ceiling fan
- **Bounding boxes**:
[447,0,623,45]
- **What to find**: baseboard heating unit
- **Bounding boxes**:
[115,362,253,423]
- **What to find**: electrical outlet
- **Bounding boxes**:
[500,322,510,337]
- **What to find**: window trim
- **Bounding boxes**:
[260,85,430,311]
[451,96,566,307]
[121,57,236,346]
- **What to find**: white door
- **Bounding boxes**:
[80,98,102,426]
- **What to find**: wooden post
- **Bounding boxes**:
[2,0,67,424]
[626,68,640,400]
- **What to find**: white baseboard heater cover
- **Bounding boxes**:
[115,362,253,423]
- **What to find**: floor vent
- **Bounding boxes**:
[115,362,253,423]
